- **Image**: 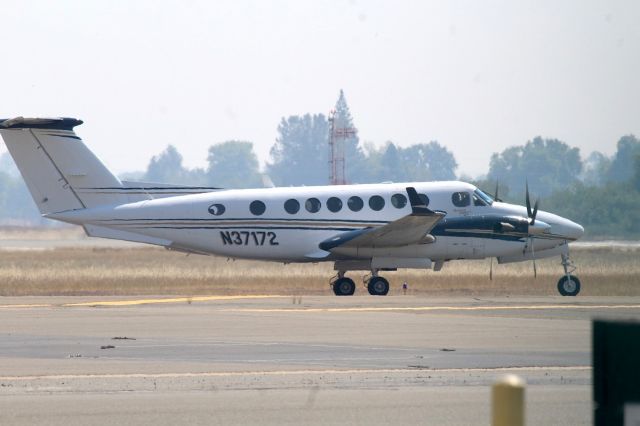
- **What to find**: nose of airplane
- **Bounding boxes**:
[565,220,585,240]
[534,211,584,241]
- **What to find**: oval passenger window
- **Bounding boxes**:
[369,195,385,211]
[348,196,364,212]
[305,198,321,213]
[327,197,342,213]
[249,200,266,216]
[284,199,300,214]
[391,193,407,209]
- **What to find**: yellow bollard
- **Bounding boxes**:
[492,374,525,426]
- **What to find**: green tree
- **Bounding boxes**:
[207,141,261,189]
[607,134,640,183]
[544,182,640,238]
[145,145,188,184]
[378,142,407,182]
[581,151,611,186]
[488,137,582,197]
[401,141,458,181]
[267,114,329,186]
[144,145,206,185]
[633,154,640,191]
[0,169,42,224]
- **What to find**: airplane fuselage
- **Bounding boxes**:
[51,181,583,265]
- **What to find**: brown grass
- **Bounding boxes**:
[0,245,638,296]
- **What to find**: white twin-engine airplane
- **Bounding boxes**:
[0,117,585,296]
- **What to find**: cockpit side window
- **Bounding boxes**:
[451,192,470,207]
[473,193,487,206]
[473,189,494,206]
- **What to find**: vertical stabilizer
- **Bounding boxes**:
[0,117,125,215]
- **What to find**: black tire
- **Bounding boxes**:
[367,276,390,296]
[333,277,356,296]
[557,275,581,296]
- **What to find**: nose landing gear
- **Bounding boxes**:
[558,253,581,296]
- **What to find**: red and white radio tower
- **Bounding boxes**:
[328,109,356,185]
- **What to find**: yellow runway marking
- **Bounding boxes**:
[226,304,640,313]
[0,295,286,309]
[64,295,285,307]
[0,366,591,381]
[0,304,52,309]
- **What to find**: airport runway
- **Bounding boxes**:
[1,295,639,425]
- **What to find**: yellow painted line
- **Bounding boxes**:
[0,295,286,309]
[0,304,52,309]
[225,304,640,313]
[0,366,591,381]
[64,295,285,307]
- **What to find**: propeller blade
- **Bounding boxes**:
[525,181,532,218]
[531,199,539,225]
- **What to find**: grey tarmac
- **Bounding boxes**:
[1,295,639,425]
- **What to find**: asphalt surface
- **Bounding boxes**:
[1,295,639,425]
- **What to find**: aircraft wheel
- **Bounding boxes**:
[367,276,389,296]
[333,277,356,296]
[557,275,581,296]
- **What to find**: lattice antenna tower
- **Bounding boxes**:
[328,92,357,185]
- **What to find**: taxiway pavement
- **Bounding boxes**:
[1,295,639,425]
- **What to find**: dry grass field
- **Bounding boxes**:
[0,242,638,296]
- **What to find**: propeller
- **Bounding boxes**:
[525,181,539,225]
[524,181,539,278]
[492,181,503,202]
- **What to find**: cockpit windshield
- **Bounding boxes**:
[473,189,494,206]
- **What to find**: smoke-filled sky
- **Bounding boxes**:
[0,0,638,178]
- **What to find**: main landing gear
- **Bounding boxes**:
[557,252,581,296]
[331,270,390,296]
[332,273,356,296]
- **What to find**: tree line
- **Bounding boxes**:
[0,91,639,237]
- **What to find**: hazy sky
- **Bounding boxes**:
[1,0,638,178]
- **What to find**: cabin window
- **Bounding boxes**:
[208,203,226,216]
[249,200,266,216]
[305,197,321,213]
[284,199,300,214]
[327,197,342,213]
[419,194,430,206]
[369,195,385,211]
[391,193,407,209]
[451,192,470,207]
[348,196,364,212]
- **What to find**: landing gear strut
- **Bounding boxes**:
[557,252,581,296]
[331,271,355,296]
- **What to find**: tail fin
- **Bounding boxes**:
[0,117,125,215]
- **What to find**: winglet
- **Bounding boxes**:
[406,187,432,215]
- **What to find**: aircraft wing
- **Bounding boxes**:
[319,187,446,251]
